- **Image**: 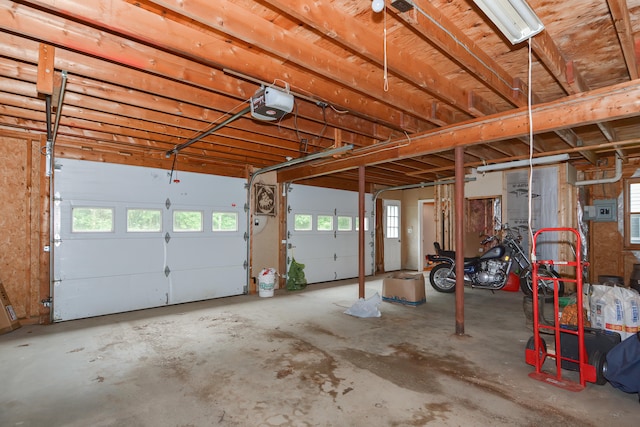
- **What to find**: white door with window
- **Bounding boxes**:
[287,185,373,284]
[52,159,246,321]
[383,200,401,271]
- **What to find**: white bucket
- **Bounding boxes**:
[258,268,277,298]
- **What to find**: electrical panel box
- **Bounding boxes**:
[584,199,617,222]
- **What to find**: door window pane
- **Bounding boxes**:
[631,215,640,244]
[212,212,238,231]
[337,216,352,231]
[317,215,333,231]
[386,205,399,238]
[127,209,161,232]
[72,207,114,233]
[294,214,312,231]
[173,210,203,232]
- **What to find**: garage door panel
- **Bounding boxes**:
[287,184,373,283]
[168,236,244,268]
[58,238,164,279]
[53,159,246,321]
[335,235,357,256]
[53,273,168,321]
[170,266,244,304]
[334,256,358,278]
[297,258,336,283]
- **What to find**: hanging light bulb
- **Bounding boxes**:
[371,0,385,13]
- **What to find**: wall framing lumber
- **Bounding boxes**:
[0,130,48,323]
[36,43,54,95]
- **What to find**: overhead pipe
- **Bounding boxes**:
[574,154,623,186]
[244,144,354,292]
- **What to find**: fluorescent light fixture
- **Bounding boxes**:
[477,154,569,173]
[472,0,544,44]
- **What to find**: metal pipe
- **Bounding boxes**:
[454,146,465,336]
[45,95,52,177]
[51,71,67,147]
[574,155,623,186]
[166,105,251,157]
[45,70,68,177]
[244,144,354,292]
[358,165,365,299]
[45,95,52,141]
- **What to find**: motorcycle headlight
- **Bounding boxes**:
[504,255,510,261]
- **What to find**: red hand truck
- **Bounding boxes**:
[524,227,602,391]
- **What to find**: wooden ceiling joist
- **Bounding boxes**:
[1,1,639,189]
[279,80,640,182]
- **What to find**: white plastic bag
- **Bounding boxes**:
[590,284,625,338]
[344,292,382,318]
[621,287,640,340]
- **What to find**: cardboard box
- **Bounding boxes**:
[382,272,426,306]
[0,280,21,335]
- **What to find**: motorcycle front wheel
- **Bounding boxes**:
[429,263,456,293]
[520,266,564,298]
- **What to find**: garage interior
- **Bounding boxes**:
[1,0,640,425]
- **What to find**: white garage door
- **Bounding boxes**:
[287,184,373,284]
[52,159,246,321]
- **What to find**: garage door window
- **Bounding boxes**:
[72,207,114,233]
[294,214,312,231]
[127,209,162,232]
[212,212,238,231]
[317,215,333,231]
[173,210,203,232]
[337,216,352,231]
[355,217,369,231]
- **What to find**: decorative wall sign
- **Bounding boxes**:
[255,183,276,216]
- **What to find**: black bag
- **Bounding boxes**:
[604,332,640,397]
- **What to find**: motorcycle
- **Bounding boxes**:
[427,224,564,297]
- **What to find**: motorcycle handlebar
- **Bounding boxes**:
[480,234,498,245]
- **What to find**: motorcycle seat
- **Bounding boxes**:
[433,242,456,259]
[432,242,476,262]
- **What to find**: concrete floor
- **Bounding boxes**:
[1,274,638,426]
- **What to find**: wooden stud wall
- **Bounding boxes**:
[580,156,636,286]
[0,130,50,324]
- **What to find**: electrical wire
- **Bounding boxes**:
[383,6,389,92]
[526,38,535,260]
[316,103,328,141]
[411,1,523,93]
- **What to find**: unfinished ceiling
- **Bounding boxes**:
[1,0,639,190]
